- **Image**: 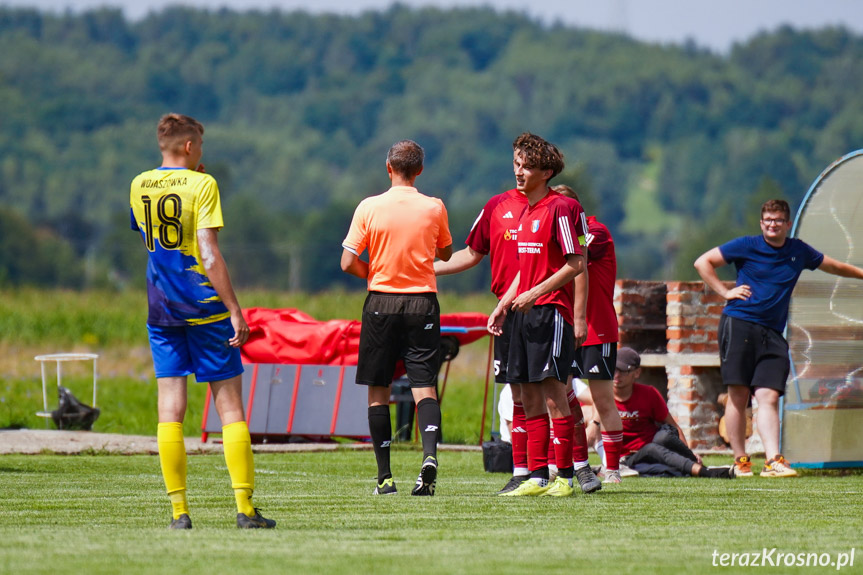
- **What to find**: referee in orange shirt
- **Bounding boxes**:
[341,140,453,496]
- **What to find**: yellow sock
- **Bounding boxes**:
[222,421,256,516]
[233,488,254,517]
[168,490,189,519]
[157,422,189,519]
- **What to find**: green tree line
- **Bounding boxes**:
[1,5,861,290]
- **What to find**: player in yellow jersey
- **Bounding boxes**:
[130,114,274,529]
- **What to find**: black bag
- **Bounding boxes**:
[51,386,100,430]
[482,438,512,473]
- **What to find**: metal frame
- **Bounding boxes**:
[34,353,99,424]
[782,149,863,464]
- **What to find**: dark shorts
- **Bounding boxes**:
[572,342,616,380]
[356,292,440,388]
[506,305,574,384]
[719,314,790,395]
[493,312,515,384]
[147,318,244,383]
[621,423,698,477]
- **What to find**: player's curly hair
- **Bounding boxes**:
[157,114,204,155]
[387,140,424,179]
[761,199,791,220]
[513,132,565,180]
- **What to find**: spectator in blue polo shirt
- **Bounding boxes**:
[695,199,863,478]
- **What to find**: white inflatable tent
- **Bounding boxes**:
[784,150,863,468]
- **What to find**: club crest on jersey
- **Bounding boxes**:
[531,220,540,233]
[504,229,512,241]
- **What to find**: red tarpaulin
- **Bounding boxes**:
[241,308,489,366]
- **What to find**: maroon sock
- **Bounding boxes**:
[602,430,623,471]
[552,415,575,474]
[511,402,528,474]
[525,414,550,473]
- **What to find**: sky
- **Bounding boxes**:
[2,0,863,53]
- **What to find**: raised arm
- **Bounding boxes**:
[819,255,863,280]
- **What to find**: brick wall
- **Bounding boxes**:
[614,279,758,453]
[614,280,667,353]
[665,281,726,354]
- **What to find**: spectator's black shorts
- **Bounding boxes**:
[572,342,616,380]
[493,312,515,384]
[507,305,574,385]
[719,314,789,395]
[356,292,440,388]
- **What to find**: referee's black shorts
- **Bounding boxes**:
[719,314,790,395]
[356,292,440,388]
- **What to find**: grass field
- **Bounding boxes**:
[4,289,860,574]
[0,449,860,574]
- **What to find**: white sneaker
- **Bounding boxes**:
[619,463,639,478]
[602,469,622,484]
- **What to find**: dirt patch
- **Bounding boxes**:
[0,429,364,455]
[0,429,480,455]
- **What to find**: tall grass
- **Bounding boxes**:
[0,288,496,345]
[0,289,497,441]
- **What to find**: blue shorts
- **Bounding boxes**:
[147,318,244,383]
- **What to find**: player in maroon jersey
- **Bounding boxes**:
[435,187,531,493]
[488,133,600,496]
[552,185,626,484]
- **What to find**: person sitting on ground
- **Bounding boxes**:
[613,348,734,479]
[571,377,639,478]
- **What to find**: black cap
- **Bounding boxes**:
[616,347,641,371]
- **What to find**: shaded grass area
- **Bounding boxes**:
[0,450,860,574]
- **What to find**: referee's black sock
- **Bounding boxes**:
[416,397,441,460]
[368,405,392,483]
